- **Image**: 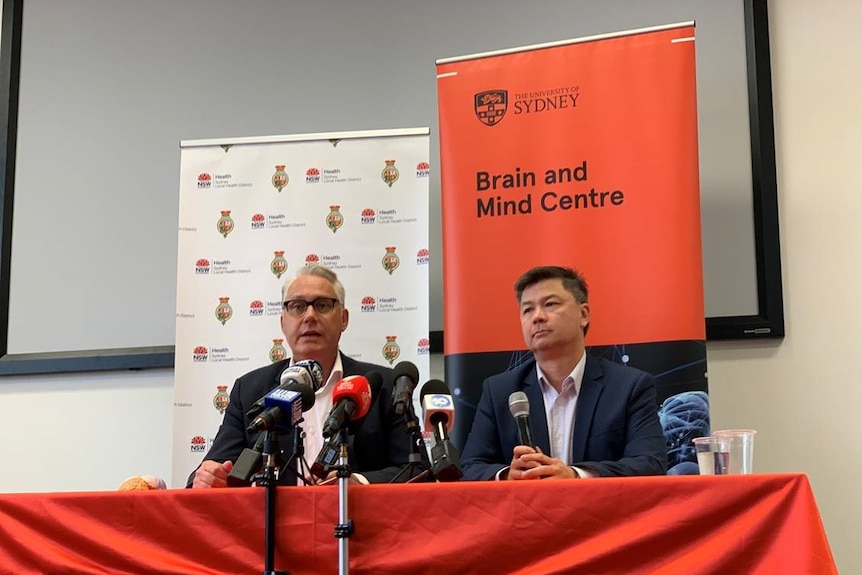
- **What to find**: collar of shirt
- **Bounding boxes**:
[293,353,344,481]
[536,352,586,463]
[536,352,586,400]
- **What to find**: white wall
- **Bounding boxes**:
[0,0,860,572]
[0,369,174,492]
[706,1,862,573]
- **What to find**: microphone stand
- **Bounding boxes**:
[280,424,313,486]
[333,427,354,575]
[253,430,291,575]
[391,402,431,483]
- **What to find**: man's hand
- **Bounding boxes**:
[506,445,542,480]
[192,460,234,488]
[508,446,578,480]
[323,470,362,485]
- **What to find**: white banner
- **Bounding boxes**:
[172,128,431,486]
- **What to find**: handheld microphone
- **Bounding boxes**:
[391,361,420,416]
[246,381,315,433]
[420,379,463,482]
[322,374,375,438]
[508,391,537,448]
[246,359,324,419]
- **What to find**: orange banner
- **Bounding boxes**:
[437,25,704,354]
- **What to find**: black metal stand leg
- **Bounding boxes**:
[391,404,431,483]
[280,425,313,486]
[255,431,291,575]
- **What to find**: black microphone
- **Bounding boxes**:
[391,361,419,416]
[227,433,267,487]
[420,379,463,482]
[246,359,324,420]
[247,381,315,433]
[309,433,341,481]
[508,391,537,448]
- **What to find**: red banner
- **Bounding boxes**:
[437,25,704,354]
[437,25,709,462]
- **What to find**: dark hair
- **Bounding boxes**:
[514,266,589,304]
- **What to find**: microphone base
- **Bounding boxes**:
[431,441,463,482]
[432,460,463,482]
[227,448,263,487]
[391,412,432,483]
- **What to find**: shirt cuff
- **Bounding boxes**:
[353,473,370,485]
[571,466,595,478]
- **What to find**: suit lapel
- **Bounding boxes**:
[523,368,551,454]
[340,352,356,376]
[571,356,604,462]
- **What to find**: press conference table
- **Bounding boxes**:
[0,473,836,575]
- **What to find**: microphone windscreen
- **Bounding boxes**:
[508,391,530,419]
[260,387,305,429]
[291,359,325,391]
[332,375,373,420]
[277,380,315,412]
[287,383,314,411]
[422,392,456,433]
[280,360,324,393]
[420,378,450,401]
[392,361,419,386]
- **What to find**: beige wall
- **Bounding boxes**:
[708,1,862,572]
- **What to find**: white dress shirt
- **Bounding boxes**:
[300,354,344,469]
[536,352,586,465]
[287,354,372,485]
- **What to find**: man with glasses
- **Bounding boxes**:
[188,264,420,487]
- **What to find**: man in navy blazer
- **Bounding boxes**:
[461,266,667,480]
[188,264,421,487]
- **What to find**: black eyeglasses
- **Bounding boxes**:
[282,297,341,317]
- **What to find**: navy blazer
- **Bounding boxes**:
[461,355,667,480]
[186,354,422,486]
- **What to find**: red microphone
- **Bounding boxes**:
[322,375,373,438]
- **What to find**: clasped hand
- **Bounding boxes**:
[507,445,577,480]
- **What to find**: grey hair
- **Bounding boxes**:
[281,264,346,304]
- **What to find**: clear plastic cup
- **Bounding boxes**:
[713,429,757,474]
[693,436,731,475]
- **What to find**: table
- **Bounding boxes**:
[0,474,836,574]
